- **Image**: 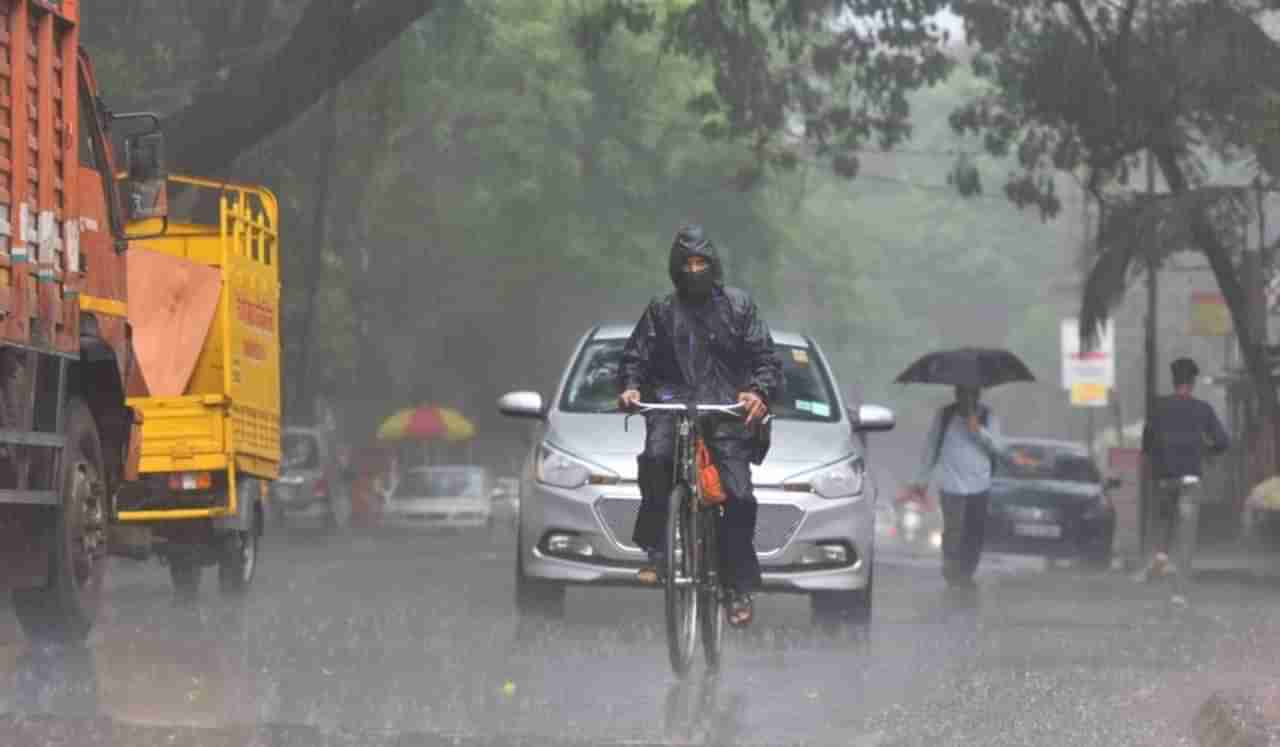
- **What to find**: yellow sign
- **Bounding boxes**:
[1190,292,1232,337]
[1071,382,1108,407]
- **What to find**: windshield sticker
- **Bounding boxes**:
[791,349,810,365]
[797,399,830,415]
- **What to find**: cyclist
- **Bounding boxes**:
[619,224,781,627]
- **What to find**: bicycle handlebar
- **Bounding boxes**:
[632,402,746,415]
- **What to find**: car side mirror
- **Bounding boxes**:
[498,391,545,420]
[124,131,168,221]
[853,404,896,432]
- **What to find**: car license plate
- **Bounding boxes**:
[1014,523,1061,539]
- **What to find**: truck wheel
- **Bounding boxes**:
[13,398,107,643]
[218,507,259,595]
[168,555,201,599]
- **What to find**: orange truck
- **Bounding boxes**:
[0,0,176,642]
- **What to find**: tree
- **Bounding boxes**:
[572,0,956,186]
[938,0,1280,470]
[84,0,445,173]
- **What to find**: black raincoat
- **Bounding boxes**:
[619,228,782,591]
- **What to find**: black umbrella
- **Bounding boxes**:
[894,347,1035,389]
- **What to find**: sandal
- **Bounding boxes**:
[637,550,667,585]
[727,590,753,627]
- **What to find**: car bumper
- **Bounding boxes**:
[983,513,1115,558]
[383,512,490,529]
[519,481,874,593]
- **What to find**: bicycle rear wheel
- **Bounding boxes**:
[665,482,698,676]
[699,506,724,671]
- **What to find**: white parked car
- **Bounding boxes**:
[383,465,495,531]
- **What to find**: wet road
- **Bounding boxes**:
[0,523,1277,746]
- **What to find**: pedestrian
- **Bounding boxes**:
[1136,357,1230,584]
[906,385,1006,588]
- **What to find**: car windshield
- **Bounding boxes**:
[398,469,487,499]
[282,433,320,470]
[996,443,1102,484]
[558,339,838,421]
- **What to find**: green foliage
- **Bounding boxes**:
[572,0,956,183]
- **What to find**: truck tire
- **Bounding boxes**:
[168,555,200,599]
[218,505,259,595]
[13,399,107,643]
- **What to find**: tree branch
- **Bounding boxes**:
[166,0,442,174]
[1059,0,1098,51]
[1115,0,1138,76]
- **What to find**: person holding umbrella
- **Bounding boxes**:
[898,348,1033,588]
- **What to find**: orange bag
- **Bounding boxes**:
[696,438,727,505]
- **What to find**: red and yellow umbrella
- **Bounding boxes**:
[377,405,476,442]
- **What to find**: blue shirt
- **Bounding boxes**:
[915,405,1006,496]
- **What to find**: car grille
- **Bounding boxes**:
[595,497,804,554]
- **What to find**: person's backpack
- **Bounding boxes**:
[930,403,994,472]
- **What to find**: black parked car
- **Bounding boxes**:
[985,438,1119,569]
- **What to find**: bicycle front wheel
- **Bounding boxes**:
[665,482,698,676]
[699,506,724,671]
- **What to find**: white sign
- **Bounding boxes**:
[1061,318,1115,390]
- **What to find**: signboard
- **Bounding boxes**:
[1061,318,1115,390]
[1070,382,1108,407]
[1190,292,1232,336]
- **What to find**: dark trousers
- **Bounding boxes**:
[633,413,762,591]
[940,491,989,582]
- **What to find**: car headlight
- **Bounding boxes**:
[536,443,619,490]
[783,456,865,500]
[902,509,923,530]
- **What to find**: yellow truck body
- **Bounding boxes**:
[118,175,281,523]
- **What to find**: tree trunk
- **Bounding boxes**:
[1155,147,1280,480]
[291,82,341,417]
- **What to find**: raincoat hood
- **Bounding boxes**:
[667,224,724,296]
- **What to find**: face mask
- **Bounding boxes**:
[678,269,715,302]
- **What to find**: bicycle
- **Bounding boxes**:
[631,401,747,676]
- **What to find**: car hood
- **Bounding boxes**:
[545,412,859,485]
[990,478,1103,505]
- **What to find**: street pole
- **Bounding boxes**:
[1140,148,1158,559]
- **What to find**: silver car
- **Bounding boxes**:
[383,465,496,531]
[498,324,895,624]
